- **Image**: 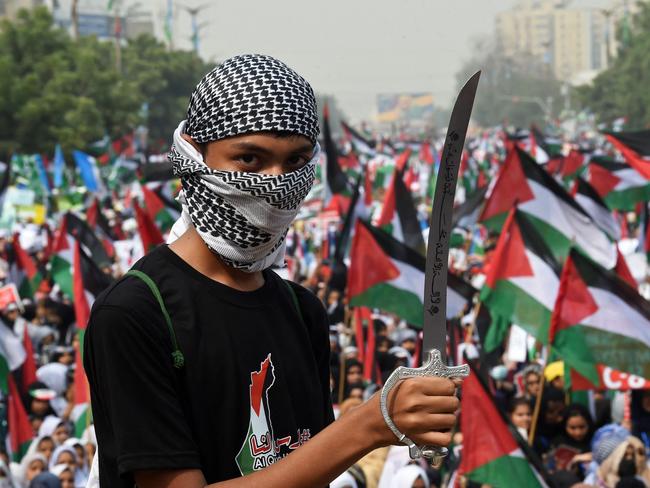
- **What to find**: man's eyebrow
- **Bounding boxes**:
[291,143,315,154]
[230,142,314,155]
[230,142,273,155]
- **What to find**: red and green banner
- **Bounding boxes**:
[480,146,616,268]
[7,374,33,462]
[348,220,473,328]
[587,155,650,211]
[11,233,43,298]
[550,248,650,386]
[134,200,165,253]
[459,371,548,487]
[480,209,561,351]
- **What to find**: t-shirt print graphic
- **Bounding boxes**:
[235,354,313,475]
[236,354,278,474]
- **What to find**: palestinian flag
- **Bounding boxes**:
[73,241,112,329]
[480,146,616,268]
[66,212,111,267]
[347,220,473,327]
[480,209,561,352]
[448,272,476,319]
[452,185,489,229]
[587,156,650,211]
[341,120,376,157]
[419,141,434,165]
[549,248,650,385]
[329,173,365,292]
[375,166,425,255]
[19,323,37,394]
[141,184,176,232]
[572,177,620,241]
[559,148,586,180]
[605,130,650,179]
[0,319,26,393]
[7,374,33,462]
[134,201,164,253]
[524,127,552,164]
[86,198,116,259]
[323,104,351,200]
[71,330,91,438]
[459,371,549,487]
[50,215,75,299]
[10,234,43,298]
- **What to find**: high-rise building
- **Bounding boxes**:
[495,0,632,85]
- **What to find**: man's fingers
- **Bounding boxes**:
[399,413,457,434]
[410,431,453,448]
[403,377,456,397]
[423,396,460,414]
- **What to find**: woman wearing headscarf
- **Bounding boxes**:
[37,418,69,447]
[595,435,650,487]
[84,54,461,488]
[47,447,86,488]
[23,437,55,464]
[549,403,595,474]
[12,453,47,488]
[533,387,566,456]
[388,464,429,488]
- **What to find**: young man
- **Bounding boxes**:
[84,54,460,488]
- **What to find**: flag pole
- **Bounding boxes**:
[528,346,547,446]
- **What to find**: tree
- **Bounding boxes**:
[455,36,563,128]
[121,35,213,148]
[575,1,650,129]
[0,7,214,159]
[0,8,141,157]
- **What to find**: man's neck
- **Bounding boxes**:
[168,227,265,291]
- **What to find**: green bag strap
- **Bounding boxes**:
[126,270,185,369]
[282,279,305,326]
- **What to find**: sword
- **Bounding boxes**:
[379,71,481,466]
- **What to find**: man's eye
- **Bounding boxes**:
[237,154,258,165]
[287,155,309,166]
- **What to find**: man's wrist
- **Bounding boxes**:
[344,398,388,452]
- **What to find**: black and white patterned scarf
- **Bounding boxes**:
[166,54,321,272]
[168,122,319,272]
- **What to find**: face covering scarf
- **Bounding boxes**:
[167,120,320,272]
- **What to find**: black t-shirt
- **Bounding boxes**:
[84,245,334,486]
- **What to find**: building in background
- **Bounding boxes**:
[495,0,633,85]
[0,0,154,40]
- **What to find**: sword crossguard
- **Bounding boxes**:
[379,349,469,467]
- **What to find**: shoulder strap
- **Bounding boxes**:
[126,269,185,369]
[281,279,305,327]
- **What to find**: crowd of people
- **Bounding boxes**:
[0,122,648,488]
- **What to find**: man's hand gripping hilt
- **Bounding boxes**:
[379,349,469,467]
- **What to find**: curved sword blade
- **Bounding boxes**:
[423,71,481,356]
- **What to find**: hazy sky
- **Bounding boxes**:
[126,0,612,122]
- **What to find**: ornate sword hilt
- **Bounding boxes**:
[379,349,469,467]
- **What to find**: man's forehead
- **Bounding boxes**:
[209,132,315,153]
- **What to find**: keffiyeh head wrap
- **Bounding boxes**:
[185,54,319,144]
